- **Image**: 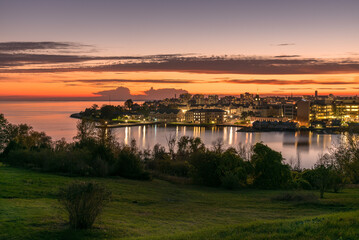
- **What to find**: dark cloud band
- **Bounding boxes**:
[1,42,359,75]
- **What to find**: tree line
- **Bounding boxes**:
[1,113,358,197]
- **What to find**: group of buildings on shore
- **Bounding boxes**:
[146,91,359,126]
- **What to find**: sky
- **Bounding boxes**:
[0,0,359,100]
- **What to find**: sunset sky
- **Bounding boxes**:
[1,0,359,100]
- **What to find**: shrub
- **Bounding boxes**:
[221,172,240,190]
[149,158,189,177]
[294,178,312,190]
[58,182,111,229]
[148,143,189,177]
[330,169,345,193]
[189,150,222,186]
[189,148,248,188]
[301,169,317,188]
[112,147,150,180]
[3,148,34,167]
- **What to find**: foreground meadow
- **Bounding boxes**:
[1,165,359,240]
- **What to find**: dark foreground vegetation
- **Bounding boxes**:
[1,113,359,239]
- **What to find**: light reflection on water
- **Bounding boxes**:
[0,101,343,168]
[114,124,341,168]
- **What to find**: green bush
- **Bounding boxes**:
[112,147,150,180]
[58,182,111,229]
[218,149,248,187]
[221,172,240,190]
[251,143,291,189]
[189,150,222,186]
[189,148,248,188]
[150,158,189,177]
[294,178,312,190]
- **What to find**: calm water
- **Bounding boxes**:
[0,101,342,168]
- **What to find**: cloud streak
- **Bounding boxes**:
[276,43,296,46]
[0,41,93,52]
[2,55,359,75]
[62,79,198,84]
[0,53,121,67]
[1,42,359,75]
[274,55,301,58]
[222,79,358,85]
[0,51,189,68]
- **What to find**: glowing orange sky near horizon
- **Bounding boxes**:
[1,71,358,98]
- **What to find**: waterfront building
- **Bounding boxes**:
[296,98,359,124]
[282,103,297,120]
[149,109,184,122]
[250,105,283,118]
[310,101,334,120]
[185,109,226,124]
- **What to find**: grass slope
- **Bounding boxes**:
[1,165,359,240]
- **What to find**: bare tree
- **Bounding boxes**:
[237,142,253,161]
[291,151,302,171]
[212,138,224,154]
[166,134,176,160]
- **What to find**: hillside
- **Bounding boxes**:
[1,165,359,240]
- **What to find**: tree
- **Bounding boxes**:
[331,133,359,183]
[189,150,222,186]
[177,136,190,161]
[124,99,134,110]
[218,148,248,189]
[0,114,10,152]
[73,119,97,145]
[250,142,291,189]
[189,137,205,154]
[189,147,248,188]
[312,154,334,198]
[91,104,99,111]
[97,126,115,149]
[237,143,253,161]
[166,135,176,160]
[212,139,224,154]
[176,136,205,161]
[3,123,52,152]
[100,105,120,120]
[111,143,150,180]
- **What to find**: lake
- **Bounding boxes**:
[0,101,342,168]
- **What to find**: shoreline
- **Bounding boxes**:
[70,114,357,133]
[70,113,247,128]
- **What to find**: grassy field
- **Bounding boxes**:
[1,165,359,240]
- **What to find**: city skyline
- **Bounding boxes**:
[1,0,359,100]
